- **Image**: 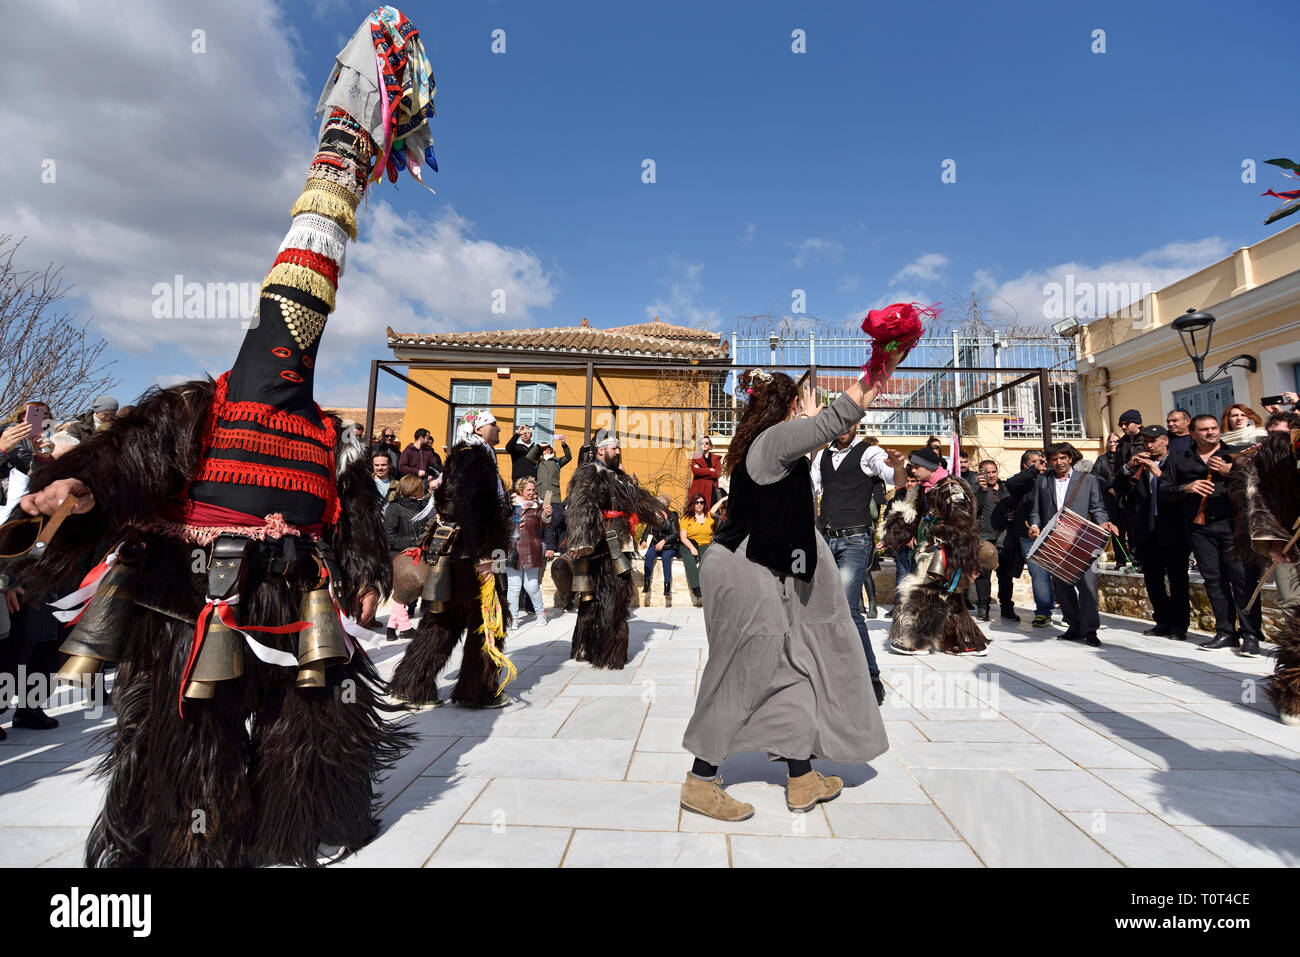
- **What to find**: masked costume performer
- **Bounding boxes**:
[564,431,663,669]
[388,410,515,709]
[882,447,989,656]
[1229,429,1300,725]
[0,7,441,867]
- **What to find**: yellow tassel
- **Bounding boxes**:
[261,264,337,312]
[474,571,516,692]
[289,190,358,241]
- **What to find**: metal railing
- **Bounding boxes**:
[703,333,1085,440]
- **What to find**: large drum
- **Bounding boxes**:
[1025,508,1109,585]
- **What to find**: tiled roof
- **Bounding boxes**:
[386,321,729,360]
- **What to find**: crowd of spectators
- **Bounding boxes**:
[1,395,123,738]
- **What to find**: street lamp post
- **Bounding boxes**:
[1171,308,1257,384]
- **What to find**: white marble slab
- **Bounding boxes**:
[913,768,1118,867]
[423,736,633,781]
[562,829,728,867]
[428,824,572,867]
[729,835,981,867]
[1063,812,1227,867]
[462,779,680,831]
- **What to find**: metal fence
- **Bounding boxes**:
[706,333,1085,440]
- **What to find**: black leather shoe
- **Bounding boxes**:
[386,627,398,642]
[872,679,886,706]
[1000,607,1021,622]
[1057,632,1083,642]
[1170,632,1188,641]
[1238,636,1261,658]
[1083,634,1101,647]
[0,725,6,741]
[1198,633,1238,651]
[977,604,991,621]
[1142,626,1171,637]
[12,708,59,731]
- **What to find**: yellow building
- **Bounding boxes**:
[382,318,731,506]
[1076,222,1300,431]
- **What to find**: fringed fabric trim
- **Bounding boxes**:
[209,426,334,468]
[302,175,362,207]
[261,263,337,312]
[279,214,350,271]
[289,189,358,241]
[139,515,320,547]
[270,247,339,286]
[202,372,337,446]
[193,458,336,502]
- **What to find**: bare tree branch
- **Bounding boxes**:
[0,234,118,423]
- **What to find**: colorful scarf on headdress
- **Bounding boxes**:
[455,409,496,446]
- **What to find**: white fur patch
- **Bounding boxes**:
[336,425,365,479]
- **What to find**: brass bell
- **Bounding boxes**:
[295,587,349,688]
[926,546,948,583]
[606,527,632,576]
[183,614,245,699]
[420,555,453,613]
[571,555,593,600]
[56,563,136,686]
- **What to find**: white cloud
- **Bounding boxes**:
[0,0,556,407]
[742,223,757,245]
[975,238,1230,326]
[836,275,861,292]
[789,237,844,268]
[645,256,720,330]
[890,253,949,286]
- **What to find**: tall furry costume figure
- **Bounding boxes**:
[565,445,663,669]
[389,427,513,708]
[884,477,988,655]
[1229,430,1300,725]
[0,8,442,866]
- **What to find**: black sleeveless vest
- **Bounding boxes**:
[713,453,817,582]
[818,442,874,529]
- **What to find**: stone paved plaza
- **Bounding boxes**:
[2,602,1299,868]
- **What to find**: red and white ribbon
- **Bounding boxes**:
[49,543,124,623]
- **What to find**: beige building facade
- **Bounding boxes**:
[1076,223,1300,434]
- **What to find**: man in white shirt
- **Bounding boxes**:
[812,428,896,705]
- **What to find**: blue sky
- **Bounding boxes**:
[3,0,1297,412]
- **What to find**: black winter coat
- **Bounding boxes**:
[383,494,430,556]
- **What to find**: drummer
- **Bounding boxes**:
[1026,442,1119,647]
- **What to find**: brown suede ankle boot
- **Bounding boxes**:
[786,770,843,812]
[680,774,754,821]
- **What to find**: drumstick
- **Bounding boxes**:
[1244,516,1300,612]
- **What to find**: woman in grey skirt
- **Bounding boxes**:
[681,360,899,820]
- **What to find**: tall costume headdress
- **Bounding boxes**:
[188,6,439,532]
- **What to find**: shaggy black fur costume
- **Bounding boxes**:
[388,441,512,707]
[1229,432,1300,725]
[565,459,662,669]
[885,478,987,655]
[1,381,410,867]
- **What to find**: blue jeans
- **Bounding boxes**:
[642,546,676,589]
[827,532,880,679]
[1020,537,1054,616]
[894,547,914,587]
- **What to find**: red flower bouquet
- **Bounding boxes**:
[860,301,938,388]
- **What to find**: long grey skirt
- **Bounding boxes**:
[682,534,890,766]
